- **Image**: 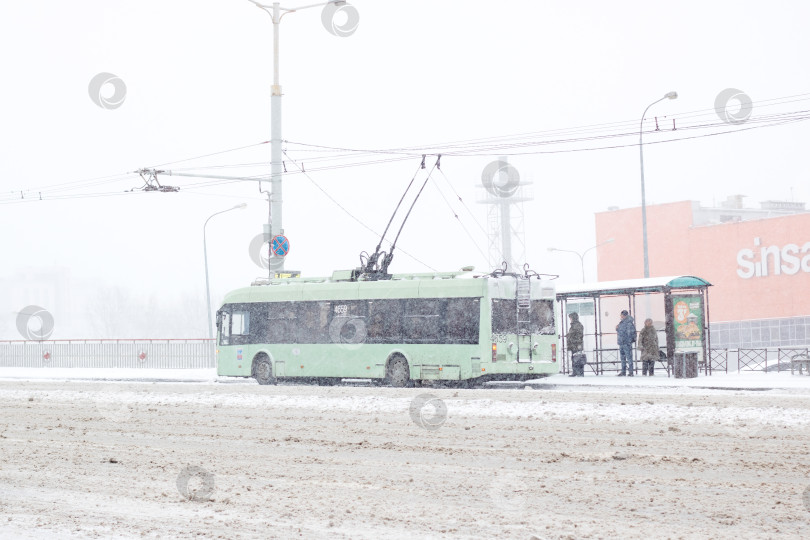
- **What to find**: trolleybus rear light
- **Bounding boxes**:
[551,343,557,362]
[492,343,497,362]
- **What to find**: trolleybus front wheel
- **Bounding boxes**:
[253,355,276,386]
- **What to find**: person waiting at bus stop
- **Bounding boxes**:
[615,310,636,376]
[639,318,659,376]
[567,312,585,377]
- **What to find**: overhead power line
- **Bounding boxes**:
[283,150,438,272]
[3,92,809,204]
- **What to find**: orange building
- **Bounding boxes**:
[595,198,810,349]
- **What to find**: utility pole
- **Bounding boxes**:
[266,2,284,274]
[137,1,357,278]
[248,0,358,276]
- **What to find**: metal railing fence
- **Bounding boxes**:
[6,341,807,373]
[709,347,810,373]
[0,339,215,369]
[709,348,728,373]
[562,347,810,375]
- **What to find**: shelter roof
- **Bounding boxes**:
[557,276,711,298]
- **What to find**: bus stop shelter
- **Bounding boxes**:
[556,276,712,377]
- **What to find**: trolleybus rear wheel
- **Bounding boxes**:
[253,355,276,385]
[387,356,410,388]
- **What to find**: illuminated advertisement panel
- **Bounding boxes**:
[672,295,703,349]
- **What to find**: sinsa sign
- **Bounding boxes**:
[736,237,810,279]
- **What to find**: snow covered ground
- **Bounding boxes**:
[3,365,810,392]
[0,367,218,383]
[3,365,810,387]
[1,369,810,539]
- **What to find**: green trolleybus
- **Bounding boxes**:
[216,268,559,386]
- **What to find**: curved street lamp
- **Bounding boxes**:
[640,91,678,278]
[548,238,615,283]
[204,203,247,339]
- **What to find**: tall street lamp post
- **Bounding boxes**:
[247,0,355,275]
[640,91,678,278]
[548,238,615,283]
[204,203,247,339]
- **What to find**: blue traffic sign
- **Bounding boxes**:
[271,235,290,257]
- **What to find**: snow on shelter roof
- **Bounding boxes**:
[556,276,711,298]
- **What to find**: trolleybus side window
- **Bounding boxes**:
[266,302,298,343]
[404,298,442,343]
[366,299,402,344]
[297,301,332,344]
[445,297,480,344]
[233,311,249,334]
[221,297,483,346]
[329,301,367,345]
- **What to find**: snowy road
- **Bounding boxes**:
[2,378,810,539]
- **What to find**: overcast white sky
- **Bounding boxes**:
[1,0,809,337]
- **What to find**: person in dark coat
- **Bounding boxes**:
[639,318,659,376]
[568,312,586,377]
[615,310,636,376]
